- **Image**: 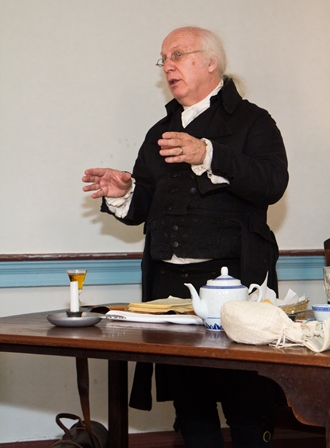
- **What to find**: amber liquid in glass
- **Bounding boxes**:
[68,272,86,291]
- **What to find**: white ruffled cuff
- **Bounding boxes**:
[191,139,229,185]
[104,178,135,218]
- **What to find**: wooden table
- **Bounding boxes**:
[0,311,330,447]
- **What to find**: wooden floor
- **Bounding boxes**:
[0,427,326,448]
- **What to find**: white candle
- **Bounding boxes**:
[70,281,80,312]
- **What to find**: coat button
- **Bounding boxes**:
[190,187,197,194]
[172,241,179,248]
[172,225,178,231]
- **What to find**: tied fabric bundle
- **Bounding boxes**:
[221,300,330,352]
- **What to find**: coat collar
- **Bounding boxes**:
[163,77,242,138]
[165,76,242,117]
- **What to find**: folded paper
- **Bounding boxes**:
[105,310,203,325]
[248,272,306,307]
[127,296,194,314]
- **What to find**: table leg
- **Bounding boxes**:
[108,360,128,448]
[256,362,330,445]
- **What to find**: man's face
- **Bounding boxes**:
[160,30,217,107]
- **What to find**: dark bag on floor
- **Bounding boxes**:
[52,413,108,448]
[52,358,108,448]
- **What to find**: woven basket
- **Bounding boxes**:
[278,298,309,319]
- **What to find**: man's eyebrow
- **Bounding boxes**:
[160,46,182,56]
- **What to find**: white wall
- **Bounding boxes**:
[1,0,330,255]
[1,0,330,443]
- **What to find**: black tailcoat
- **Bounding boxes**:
[102,78,289,297]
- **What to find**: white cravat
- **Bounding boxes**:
[181,80,223,127]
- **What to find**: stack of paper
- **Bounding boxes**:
[128,296,194,314]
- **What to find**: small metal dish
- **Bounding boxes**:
[47,312,102,328]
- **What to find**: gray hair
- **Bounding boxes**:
[172,26,245,95]
[198,28,228,78]
[172,26,227,77]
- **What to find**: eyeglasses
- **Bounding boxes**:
[156,50,203,67]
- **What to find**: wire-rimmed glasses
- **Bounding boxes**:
[156,50,203,67]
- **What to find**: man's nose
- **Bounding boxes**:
[163,59,176,72]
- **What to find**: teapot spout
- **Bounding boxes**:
[184,283,208,320]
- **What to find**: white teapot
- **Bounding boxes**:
[184,266,263,331]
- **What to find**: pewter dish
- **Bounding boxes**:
[47,312,102,327]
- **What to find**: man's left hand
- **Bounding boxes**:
[158,132,206,165]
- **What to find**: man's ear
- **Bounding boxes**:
[207,58,218,73]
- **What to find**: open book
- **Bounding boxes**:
[88,297,194,315]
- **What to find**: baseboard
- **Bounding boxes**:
[0,427,325,448]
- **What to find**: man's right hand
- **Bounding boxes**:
[82,168,132,199]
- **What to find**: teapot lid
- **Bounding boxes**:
[205,266,244,288]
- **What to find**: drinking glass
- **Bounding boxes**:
[323,267,330,304]
[67,269,87,302]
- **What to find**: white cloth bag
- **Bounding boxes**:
[221,300,330,352]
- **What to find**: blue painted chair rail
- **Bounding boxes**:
[0,254,325,288]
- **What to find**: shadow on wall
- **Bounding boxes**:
[81,196,144,244]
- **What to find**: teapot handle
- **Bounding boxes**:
[248,283,263,302]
